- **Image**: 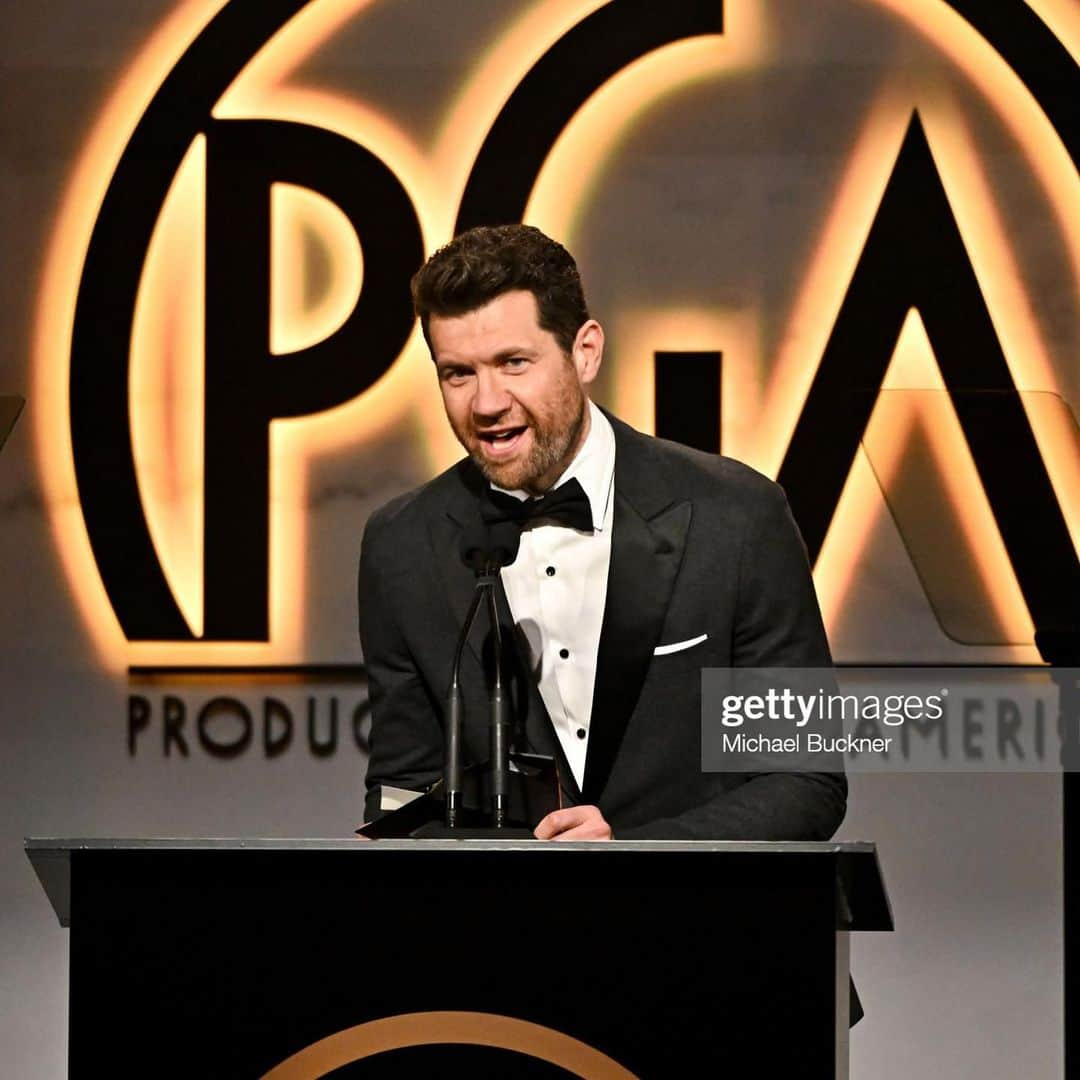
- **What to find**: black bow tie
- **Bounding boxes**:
[481,477,594,533]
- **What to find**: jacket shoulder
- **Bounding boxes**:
[660,437,778,497]
[362,458,470,552]
[612,413,785,511]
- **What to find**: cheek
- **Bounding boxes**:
[517,378,559,420]
[440,388,470,428]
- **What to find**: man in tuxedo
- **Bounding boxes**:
[359,224,846,841]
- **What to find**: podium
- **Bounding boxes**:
[26,838,890,1078]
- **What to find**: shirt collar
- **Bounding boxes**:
[492,399,616,531]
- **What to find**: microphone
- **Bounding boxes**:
[444,517,520,828]
[459,518,520,575]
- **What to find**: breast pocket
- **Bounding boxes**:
[653,633,709,657]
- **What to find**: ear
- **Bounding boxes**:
[572,319,604,387]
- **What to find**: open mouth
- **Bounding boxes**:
[477,426,528,457]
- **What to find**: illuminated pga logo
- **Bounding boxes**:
[40,0,1079,662]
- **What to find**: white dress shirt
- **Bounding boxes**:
[495,400,616,789]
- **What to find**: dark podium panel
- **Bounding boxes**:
[27,839,891,1078]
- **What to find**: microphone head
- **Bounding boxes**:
[459,519,490,573]
[459,518,520,574]
[487,520,521,569]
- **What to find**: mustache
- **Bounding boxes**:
[469,414,534,435]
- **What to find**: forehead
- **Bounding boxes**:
[428,290,552,362]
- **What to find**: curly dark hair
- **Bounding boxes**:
[411,224,590,355]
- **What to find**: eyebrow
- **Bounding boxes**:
[490,345,538,360]
[436,346,538,369]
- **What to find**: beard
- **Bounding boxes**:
[463,384,587,494]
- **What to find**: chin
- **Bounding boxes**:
[476,456,533,490]
[467,433,538,491]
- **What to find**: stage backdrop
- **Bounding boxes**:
[1,1,1075,1076]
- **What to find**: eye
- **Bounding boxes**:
[439,365,473,385]
[501,356,529,370]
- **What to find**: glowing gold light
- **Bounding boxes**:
[874,0,1080,290]
[129,134,207,638]
[34,0,1078,669]
[526,0,768,240]
[1032,0,1080,59]
[814,307,1037,656]
[270,182,364,357]
[767,81,1074,659]
[261,1011,637,1080]
[871,310,1033,643]
[758,92,915,483]
[432,0,613,195]
[1022,393,1080,567]
[34,0,228,669]
[37,0,437,666]
[214,96,438,657]
[917,100,1080,566]
[610,307,761,462]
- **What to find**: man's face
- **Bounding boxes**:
[429,290,604,494]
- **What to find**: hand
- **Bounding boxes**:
[534,805,613,841]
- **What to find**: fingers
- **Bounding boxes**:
[550,820,611,841]
[534,805,612,841]
[534,807,581,839]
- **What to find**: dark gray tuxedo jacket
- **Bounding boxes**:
[358,412,846,839]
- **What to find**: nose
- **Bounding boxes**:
[471,368,512,422]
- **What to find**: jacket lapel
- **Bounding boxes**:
[582,417,691,803]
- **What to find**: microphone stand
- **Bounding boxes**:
[431,519,531,837]
[444,580,486,828]
[447,565,514,825]
[445,561,512,829]
[485,574,510,828]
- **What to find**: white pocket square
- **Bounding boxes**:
[653,633,708,656]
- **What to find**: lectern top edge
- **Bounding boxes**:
[25,836,878,853]
[25,837,891,932]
